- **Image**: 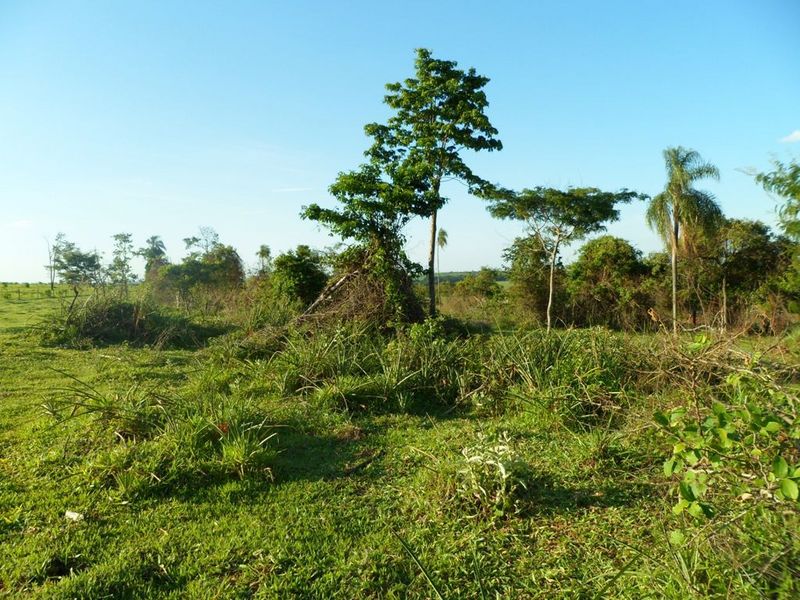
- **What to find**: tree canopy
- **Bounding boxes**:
[364,48,503,316]
[489,186,642,331]
[646,146,721,333]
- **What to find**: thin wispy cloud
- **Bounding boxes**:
[779,130,800,143]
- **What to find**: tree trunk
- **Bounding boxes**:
[436,240,440,308]
[721,274,727,332]
[671,217,679,335]
[546,242,559,333]
[427,209,437,318]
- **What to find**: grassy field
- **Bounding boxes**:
[1,291,797,598]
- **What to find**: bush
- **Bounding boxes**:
[38,295,224,349]
[478,328,645,425]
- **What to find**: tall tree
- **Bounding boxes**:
[53,236,103,315]
[490,187,641,332]
[45,232,68,293]
[137,235,167,274]
[568,235,647,329]
[646,147,721,334]
[365,48,503,316]
[256,245,272,277]
[107,233,135,298]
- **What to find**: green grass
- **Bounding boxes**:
[1,293,797,598]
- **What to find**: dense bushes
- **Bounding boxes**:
[39,295,224,349]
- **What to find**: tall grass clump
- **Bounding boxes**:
[44,377,279,498]
[38,294,222,349]
[480,328,646,425]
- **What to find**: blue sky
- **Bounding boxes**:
[1,0,798,281]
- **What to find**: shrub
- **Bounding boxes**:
[38,295,222,348]
[480,328,644,425]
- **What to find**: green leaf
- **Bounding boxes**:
[781,478,799,501]
[672,499,688,515]
[679,482,695,502]
[687,502,704,518]
[663,459,676,477]
[773,456,789,479]
[654,412,669,428]
[763,421,781,434]
[668,530,685,546]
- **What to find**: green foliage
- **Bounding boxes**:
[44,379,278,495]
[365,47,503,315]
[271,245,328,307]
[655,336,799,518]
[153,239,245,311]
[454,267,502,299]
[39,295,219,348]
[757,158,800,240]
[456,431,530,519]
[646,146,722,332]
[757,158,800,302]
[136,235,168,275]
[490,186,643,330]
[568,236,649,329]
[503,236,552,323]
[106,233,136,296]
[53,237,103,291]
[302,163,424,323]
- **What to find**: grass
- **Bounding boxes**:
[0,292,797,598]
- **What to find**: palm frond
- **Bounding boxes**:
[646,192,673,247]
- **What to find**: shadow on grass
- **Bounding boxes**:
[141,427,390,505]
[518,475,656,515]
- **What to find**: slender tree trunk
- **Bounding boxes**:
[436,241,440,308]
[721,274,727,332]
[546,241,559,334]
[671,217,679,335]
[428,209,438,317]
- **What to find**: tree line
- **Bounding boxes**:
[44,49,800,333]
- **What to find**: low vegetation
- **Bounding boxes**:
[2,49,799,598]
[1,282,798,597]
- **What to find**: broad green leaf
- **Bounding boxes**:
[687,502,704,518]
[781,478,799,501]
[773,456,789,479]
[679,482,695,501]
[668,530,685,546]
[654,412,669,428]
[672,499,688,515]
[663,459,676,477]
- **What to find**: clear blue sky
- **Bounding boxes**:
[1,0,798,281]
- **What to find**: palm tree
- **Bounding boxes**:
[646,147,722,334]
[436,228,448,305]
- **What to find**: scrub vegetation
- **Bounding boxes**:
[2,49,799,598]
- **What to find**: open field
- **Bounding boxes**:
[1,292,798,599]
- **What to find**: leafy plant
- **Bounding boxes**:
[456,431,530,519]
[656,339,799,517]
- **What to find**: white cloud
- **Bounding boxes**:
[779,130,800,143]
